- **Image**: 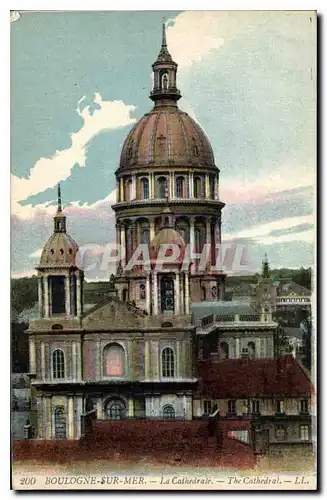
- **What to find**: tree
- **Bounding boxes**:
[302,317,312,371]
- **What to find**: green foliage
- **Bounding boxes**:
[302,318,312,371]
[11,277,38,317]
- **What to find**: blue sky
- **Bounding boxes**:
[11,11,316,279]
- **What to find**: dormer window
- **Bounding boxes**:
[60,249,64,255]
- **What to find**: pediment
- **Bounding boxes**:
[82,297,147,329]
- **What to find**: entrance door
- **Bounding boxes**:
[161,277,174,314]
[54,406,67,439]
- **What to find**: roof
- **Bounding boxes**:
[119,107,215,171]
[198,355,313,398]
[191,300,254,320]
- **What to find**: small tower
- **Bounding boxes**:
[254,253,276,313]
[262,253,270,278]
[150,22,181,107]
[36,185,83,318]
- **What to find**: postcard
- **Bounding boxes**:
[11,10,317,491]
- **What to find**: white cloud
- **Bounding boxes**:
[224,214,314,242]
[11,94,136,213]
[29,248,42,259]
[166,11,263,70]
[10,11,21,23]
[256,229,314,246]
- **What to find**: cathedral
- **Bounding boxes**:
[27,25,312,446]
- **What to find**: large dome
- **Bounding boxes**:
[119,107,215,171]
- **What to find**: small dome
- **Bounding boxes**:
[151,227,185,247]
[119,108,215,170]
[39,232,79,267]
[150,227,186,267]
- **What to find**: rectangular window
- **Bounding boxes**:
[276,400,285,413]
[251,400,260,413]
[300,425,309,441]
[275,425,286,441]
[300,399,309,413]
[204,400,212,415]
[228,400,236,414]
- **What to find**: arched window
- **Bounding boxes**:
[162,347,174,378]
[140,282,146,300]
[157,177,167,199]
[175,176,185,198]
[163,405,175,419]
[248,342,256,358]
[139,220,150,244]
[105,398,126,420]
[195,225,205,252]
[220,342,229,360]
[122,289,128,302]
[175,220,190,244]
[162,73,169,90]
[201,287,206,301]
[193,144,199,156]
[103,344,125,377]
[141,178,149,200]
[52,349,65,379]
[210,176,215,199]
[211,286,217,299]
[194,177,202,198]
[124,179,133,201]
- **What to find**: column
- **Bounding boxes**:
[185,272,190,314]
[44,276,49,318]
[169,172,173,198]
[38,277,43,317]
[41,342,45,378]
[205,174,210,198]
[76,342,82,381]
[65,274,71,316]
[180,274,184,314]
[189,172,194,198]
[121,224,127,268]
[189,218,195,274]
[132,174,136,199]
[76,275,82,317]
[145,341,150,379]
[153,272,158,315]
[176,341,180,378]
[215,173,219,200]
[146,273,151,314]
[120,178,124,202]
[151,173,155,199]
[148,173,151,198]
[68,396,74,439]
[29,337,36,374]
[96,398,103,419]
[46,398,52,440]
[72,342,76,381]
[128,398,134,418]
[255,338,261,359]
[149,219,155,241]
[235,338,240,359]
[171,172,175,199]
[175,273,180,315]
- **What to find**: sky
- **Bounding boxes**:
[10,10,316,280]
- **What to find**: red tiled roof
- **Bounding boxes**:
[198,355,313,398]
